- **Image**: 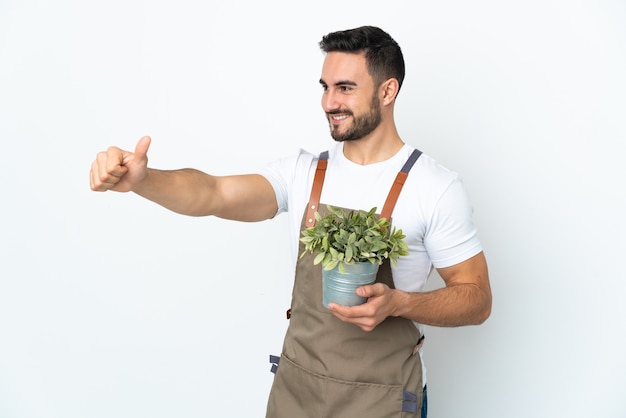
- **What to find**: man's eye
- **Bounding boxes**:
[339,86,352,92]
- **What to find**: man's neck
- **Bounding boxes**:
[341,130,404,166]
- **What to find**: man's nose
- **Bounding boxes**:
[322,90,340,113]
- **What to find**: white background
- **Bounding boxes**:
[1,1,625,417]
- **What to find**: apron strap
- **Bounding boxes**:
[304,150,329,228]
[380,149,422,221]
[305,148,422,227]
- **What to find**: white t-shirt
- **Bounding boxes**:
[260,141,483,386]
[260,142,482,287]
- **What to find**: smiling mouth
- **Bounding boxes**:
[328,112,350,124]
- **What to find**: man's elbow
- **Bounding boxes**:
[472,294,492,325]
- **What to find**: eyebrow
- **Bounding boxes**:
[319,79,358,87]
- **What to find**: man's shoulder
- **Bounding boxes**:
[412,151,460,184]
[259,148,321,187]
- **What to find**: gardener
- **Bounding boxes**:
[89,25,492,418]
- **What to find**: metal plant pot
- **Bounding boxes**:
[322,262,379,308]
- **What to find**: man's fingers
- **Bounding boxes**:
[357,283,383,297]
[100,148,128,178]
[91,165,124,191]
[328,303,361,318]
[90,161,118,191]
[90,171,119,191]
[89,151,127,191]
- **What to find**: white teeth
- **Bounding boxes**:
[332,115,348,120]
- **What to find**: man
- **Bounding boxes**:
[90,26,491,418]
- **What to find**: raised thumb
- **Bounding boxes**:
[134,135,152,159]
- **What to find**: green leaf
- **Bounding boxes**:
[345,245,353,262]
[313,252,326,265]
[298,205,409,268]
[326,259,339,271]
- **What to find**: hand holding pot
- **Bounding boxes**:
[327,283,399,332]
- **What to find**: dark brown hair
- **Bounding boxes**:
[319,26,405,93]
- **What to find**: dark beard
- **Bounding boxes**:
[328,94,382,142]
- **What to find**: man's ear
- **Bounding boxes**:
[380,78,400,105]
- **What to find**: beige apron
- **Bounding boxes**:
[266,150,424,418]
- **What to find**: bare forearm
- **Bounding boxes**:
[132,168,278,221]
[392,284,492,327]
[133,168,219,216]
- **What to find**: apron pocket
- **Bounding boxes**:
[266,354,420,418]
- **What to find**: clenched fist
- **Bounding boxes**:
[90,136,151,192]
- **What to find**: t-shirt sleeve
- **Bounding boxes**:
[256,149,316,217]
[258,157,291,216]
[424,177,483,268]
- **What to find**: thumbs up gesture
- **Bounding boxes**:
[90,136,151,192]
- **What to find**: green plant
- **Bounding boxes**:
[299,205,409,273]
